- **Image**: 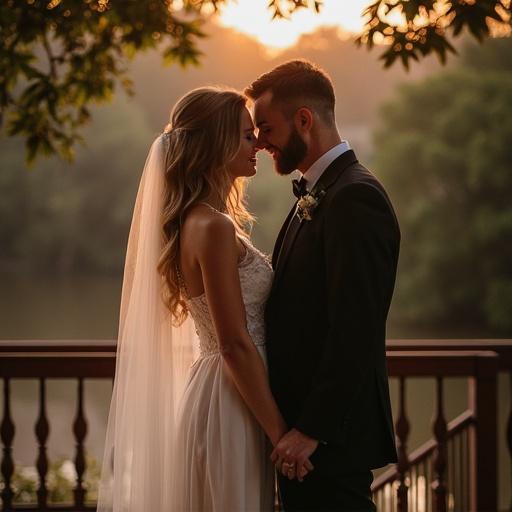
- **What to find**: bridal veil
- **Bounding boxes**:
[97,135,199,511]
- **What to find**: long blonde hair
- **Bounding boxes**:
[157,86,254,325]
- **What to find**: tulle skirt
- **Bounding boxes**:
[171,346,274,512]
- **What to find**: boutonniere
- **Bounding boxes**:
[296,189,326,221]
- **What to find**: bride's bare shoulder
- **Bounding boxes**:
[181,204,237,253]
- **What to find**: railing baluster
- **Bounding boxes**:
[432,377,447,512]
[469,353,497,511]
[455,433,461,511]
[448,438,454,511]
[73,377,88,509]
[1,378,15,510]
[411,465,416,512]
[426,458,431,512]
[35,377,49,508]
[461,430,466,512]
[415,465,419,512]
[396,376,410,512]
[507,371,512,512]
[463,429,469,512]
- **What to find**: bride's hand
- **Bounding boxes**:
[279,457,314,482]
[271,428,318,481]
[296,458,314,482]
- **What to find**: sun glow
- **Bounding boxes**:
[216,0,371,51]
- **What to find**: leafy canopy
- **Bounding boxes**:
[357,0,510,68]
[0,0,510,163]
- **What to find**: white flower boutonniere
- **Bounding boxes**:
[296,189,326,221]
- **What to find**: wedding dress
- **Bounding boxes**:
[171,234,275,511]
[97,136,274,512]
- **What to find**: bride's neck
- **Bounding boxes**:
[203,183,233,212]
[203,195,226,212]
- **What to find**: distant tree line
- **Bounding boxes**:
[0,96,152,275]
[1,36,510,336]
[373,38,512,335]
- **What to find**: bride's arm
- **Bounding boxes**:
[195,213,287,447]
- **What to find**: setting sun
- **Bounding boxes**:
[216,0,371,51]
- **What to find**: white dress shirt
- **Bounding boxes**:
[301,140,351,191]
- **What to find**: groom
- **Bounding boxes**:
[246,60,400,511]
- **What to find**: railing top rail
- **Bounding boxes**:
[387,338,512,345]
[0,339,116,352]
[386,349,499,377]
[2,338,510,349]
[386,339,512,368]
[0,347,499,379]
[387,349,498,359]
[0,350,115,378]
[0,343,500,359]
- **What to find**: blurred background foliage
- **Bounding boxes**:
[0,96,152,275]
[373,37,512,335]
[0,23,511,340]
[10,456,100,504]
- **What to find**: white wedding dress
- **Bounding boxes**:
[171,235,275,511]
[97,138,276,512]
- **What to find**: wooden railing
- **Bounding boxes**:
[378,340,512,512]
[371,348,505,512]
[0,339,511,512]
[373,409,478,511]
[0,341,115,512]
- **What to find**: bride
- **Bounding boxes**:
[97,86,312,511]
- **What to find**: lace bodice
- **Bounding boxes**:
[184,238,273,357]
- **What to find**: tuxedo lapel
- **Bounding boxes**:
[273,150,359,284]
[274,210,302,274]
[272,201,298,269]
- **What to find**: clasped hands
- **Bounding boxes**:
[271,428,318,482]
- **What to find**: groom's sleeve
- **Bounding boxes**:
[294,183,397,445]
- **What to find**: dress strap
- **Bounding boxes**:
[196,202,224,214]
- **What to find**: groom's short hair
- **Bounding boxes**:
[245,59,335,124]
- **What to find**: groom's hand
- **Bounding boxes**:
[271,428,318,482]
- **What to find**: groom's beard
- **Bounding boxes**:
[274,127,308,176]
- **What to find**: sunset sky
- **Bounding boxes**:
[216,0,372,50]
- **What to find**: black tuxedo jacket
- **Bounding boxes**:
[265,150,399,470]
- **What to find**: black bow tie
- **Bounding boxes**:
[292,177,308,198]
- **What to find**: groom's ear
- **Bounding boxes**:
[294,107,314,134]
